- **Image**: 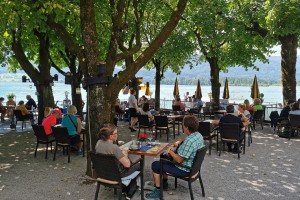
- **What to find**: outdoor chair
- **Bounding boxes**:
[154,115,174,141]
[198,121,218,155]
[218,123,246,159]
[32,124,55,159]
[13,109,31,131]
[159,145,208,200]
[252,110,264,129]
[90,151,142,200]
[137,115,153,137]
[202,107,213,120]
[52,127,71,163]
[288,114,300,139]
[172,105,181,112]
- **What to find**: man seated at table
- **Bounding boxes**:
[95,123,140,199]
[188,97,203,114]
[280,99,295,118]
[219,104,244,153]
[146,115,204,199]
[173,97,186,111]
[42,108,62,135]
[25,95,37,110]
[0,97,7,122]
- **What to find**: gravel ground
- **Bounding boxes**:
[1,120,300,200]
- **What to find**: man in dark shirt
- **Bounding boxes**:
[280,99,295,118]
[220,104,244,153]
[25,95,37,110]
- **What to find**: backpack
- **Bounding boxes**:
[277,121,291,138]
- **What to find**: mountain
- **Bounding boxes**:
[1,56,299,83]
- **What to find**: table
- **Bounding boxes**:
[120,142,169,200]
[167,115,184,136]
[213,110,227,114]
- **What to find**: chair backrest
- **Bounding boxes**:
[90,151,122,183]
[219,123,240,140]
[52,127,71,144]
[138,115,150,126]
[189,145,208,177]
[161,110,171,115]
[172,105,181,111]
[289,114,300,127]
[253,110,264,120]
[202,107,210,114]
[32,124,49,141]
[154,115,169,127]
[198,122,212,137]
[14,110,25,120]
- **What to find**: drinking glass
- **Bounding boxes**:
[131,134,136,145]
[147,134,153,144]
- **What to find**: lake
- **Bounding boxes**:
[1,82,299,107]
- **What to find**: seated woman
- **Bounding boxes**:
[173,97,186,111]
[252,98,263,110]
[6,96,16,119]
[62,105,83,155]
[115,98,125,117]
[244,99,256,112]
[140,102,154,131]
[146,115,204,199]
[95,123,140,198]
[15,100,34,123]
[0,97,7,121]
[237,103,250,121]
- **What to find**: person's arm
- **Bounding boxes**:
[119,153,131,168]
[168,150,185,163]
[76,118,82,134]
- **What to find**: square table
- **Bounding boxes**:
[120,142,169,200]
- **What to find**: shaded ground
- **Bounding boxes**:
[1,120,300,200]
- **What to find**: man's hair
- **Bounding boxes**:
[0,97,4,101]
[142,103,150,112]
[183,115,199,133]
[26,95,31,99]
[98,123,117,141]
[130,89,135,95]
[226,104,235,113]
[18,100,25,105]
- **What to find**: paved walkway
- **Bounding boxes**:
[1,119,300,200]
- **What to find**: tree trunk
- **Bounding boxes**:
[208,57,220,108]
[36,84,55,124]
[154,61,161,110]
[279,34,298,104]
[70,80,83,117]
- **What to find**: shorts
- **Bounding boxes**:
[152,161,189,177]
[70,135,80,145]
[129,108,137,118]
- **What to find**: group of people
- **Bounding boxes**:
[0,95,37,122]
[95,115,204,199]
[41,105,84,155]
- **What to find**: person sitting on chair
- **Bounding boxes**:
[280,99,295,118]
[146,115,204,199]
[15,100,34,124]
[0,97,7,122]
[42,108,62,135]
[95,123,140,199]
[62,105,83,155]
[219,104,244,153]
[188,98,203,114]
[25,95,37,110]
[173,97,186,111]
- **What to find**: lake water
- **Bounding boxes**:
[1,82,299,106]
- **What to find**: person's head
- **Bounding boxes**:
[142,103,150,112]
[130,89,136,95]
[52,108,62,119]
[98,123,118,141]
[226,104,235,113]
[244,99,250,107]
[291,102,299,111]
[176,97,181,102]
[0,97,4,102]
[18,100,25,105]
[26,95,31,100]
[253,98,261,106]
[297,98,300,104]
[116,98,120,104]
[68,105,77,115]
[238,103,246,112]
[183,115,199,134]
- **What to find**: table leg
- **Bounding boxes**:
[140,155,145,200]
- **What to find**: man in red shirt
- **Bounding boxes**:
[42,108,62,135]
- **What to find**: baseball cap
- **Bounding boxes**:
[52,108,63,115]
